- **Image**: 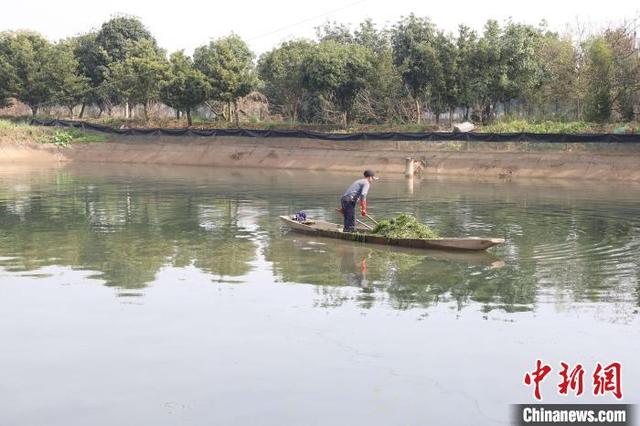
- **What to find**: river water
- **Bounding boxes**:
[0,164,638,425]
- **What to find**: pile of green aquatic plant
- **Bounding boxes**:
[372,214,438,239]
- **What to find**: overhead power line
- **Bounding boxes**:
[246,0,369,42]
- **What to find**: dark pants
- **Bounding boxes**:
[341,196,356,232]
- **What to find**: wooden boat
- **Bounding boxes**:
[280,215,505,251]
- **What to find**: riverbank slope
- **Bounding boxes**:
[2,133,640,181]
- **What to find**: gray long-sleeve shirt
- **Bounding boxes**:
[342,178,370,202]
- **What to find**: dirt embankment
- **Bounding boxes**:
[2,134,640,181]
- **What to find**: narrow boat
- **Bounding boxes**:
[280,215,505,251]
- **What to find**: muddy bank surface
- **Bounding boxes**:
[2,134,640,181]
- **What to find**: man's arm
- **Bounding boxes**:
[360,180,370,200]
[359,181,370,216]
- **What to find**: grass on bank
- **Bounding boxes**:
[3,115,639,136]
[78,116,640,134]
[480,119,640,134]
[0,119,108,146]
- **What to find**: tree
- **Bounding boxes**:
[110,39,169,120]
[605,27,640,121]
[500,22,545,114]
[353,42,406,124]
[455,25,478,120]
[0,45,17,108]
[536,34,578,118]
[583,37,614,122]
[194,34,259,124]
[257,40,313,123]
[426,31,458,125]
[391,15,436,123]
[469,20,508,123]
[94,16,159,117]
[46,42,91,118]
[316,21,355,44]
[95,16,156,64]
[354,19,390,54]
[301,41,373,126]
[350,20,408,124]
[70,32,112,117]
[160,51,211,126]
[0,31,54,115]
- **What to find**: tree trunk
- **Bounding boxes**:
[464,106,470,121]
[227,101,232,122]
[79,103,86,119]
[125,101,129,119]
[31,105,38,116]
[68,106,75,119]
[415,98,421,124]
[143,102,148,121]
[187,108,192,127]
[449,108,454,126]
[234,101,239,126]
[343,111,349,128]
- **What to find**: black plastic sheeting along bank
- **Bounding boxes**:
[31,119,640,143]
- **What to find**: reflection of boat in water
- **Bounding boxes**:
[277,227,503,268]
[280,216,505,252]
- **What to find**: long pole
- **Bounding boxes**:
[335,208,373,230]
[365,214,379,226]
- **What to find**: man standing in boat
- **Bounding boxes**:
[341,170,378,232]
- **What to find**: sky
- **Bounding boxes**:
[1,0,638,55]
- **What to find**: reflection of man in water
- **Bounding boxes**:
[339,249,369,290]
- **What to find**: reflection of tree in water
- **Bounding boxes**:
[264,232,536,312]
[0,182,256,290]
[2,170,640,311]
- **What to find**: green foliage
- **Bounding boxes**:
[95,15,156,64]
[500,22,544,102]
[160,51,211,126]
[1,15,638,127]
[258,40,313,122]
[0,31,54,115]
[372,214,439,239]
[391,14,436,123]
[604,29,639,122]
[455,25,478,119]
[301,41,373,126]
[583,38,614,123]
[111,39,169,120]
[194,34,258,123]
[48,42,91,116]
[33,127,107,146]
[51,130,73,147]
[316,21,354,44]
[0,50,17,107]
[69,32,112,111]
[427,31,458,123]
[535,35,579,118]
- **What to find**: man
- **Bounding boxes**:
[340,170,378,232]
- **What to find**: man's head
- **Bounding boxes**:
[364,169,378,183]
